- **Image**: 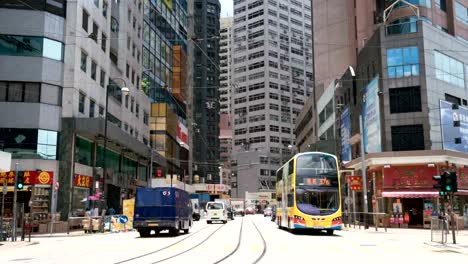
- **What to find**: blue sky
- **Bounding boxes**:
[220,0,233,17]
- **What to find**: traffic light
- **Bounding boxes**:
[17,171,24,190]
[433,172,448,196]
[445,171,458,193]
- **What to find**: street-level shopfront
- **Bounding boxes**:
[0,171,54,230]
[344,150,468,228]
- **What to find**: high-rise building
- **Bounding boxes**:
[296,0,468,227]
[193,0,221,184]
[295,0,376,152]
[219,113,232,189]
[231,0,313,197]
[0,0,158,220]
[142,0,189,182]
[219,17,233,115]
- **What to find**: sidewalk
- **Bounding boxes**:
[344,225,468,255]
[0,241,39,249]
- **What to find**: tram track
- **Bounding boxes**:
[151,223,226,264]
[212,217,244,264]
[251,219,267,264]
[114,225,212,264]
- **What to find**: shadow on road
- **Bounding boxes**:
[288,229,343,237]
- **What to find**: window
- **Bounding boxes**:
[434,51,464,87]
[82,9,89,32]
[249,104,265,112]
[391,125,424,151]
[386,17,418,35]
[389,86,422,113]
[455,2,468,24]
[394,0,431,8]
[445,93,461,105]
[126,64,130,78]
[136,103,139,118]
[100,70,106,87]
[270,125,279,132]
[0,82,40,103]
[102,0,108,17]
[89,99,95,118]
[143,111,149,125]
[91,61,97,80]
[94,0,99,7]
[80,51,87,72]
[131,97,134,112]
[79,92,85,114]
[0,35,63,61]
[99,105,104,116]
[435,0,447,11]
[101,33,107,52]
[387,46,419,78]
[91,22,98,42]
[0,0,66,17]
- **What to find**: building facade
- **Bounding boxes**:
[336,1,468,228]
[193,0,221,184]
[219,17,233,115]
[142,0,189,183]
[0,0,166,223]
[231,0,313,197]
[219,113,232,190]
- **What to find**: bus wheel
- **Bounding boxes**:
[327,230,334,236]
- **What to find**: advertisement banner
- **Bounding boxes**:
[362,76,382,153]
[176,117,189,148]
[440,100,468,153]
[0,171,53,186]
[383,165,437,189]
[340,106,351,162]
[122,198,135,230]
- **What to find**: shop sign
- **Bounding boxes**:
[383,165,436,189]
[347,175,363,191]
[456,167,468,190]
[440,100,468,153]
[0,171,53,186]
[74,174,93,188]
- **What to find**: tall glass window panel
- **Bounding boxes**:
[434,51,465,87]
[41,83,61,105]
[8,82,23,102]
[387,46,419,78]
[0,82,7,101]
[42,38,63,60]
[91,61,97,80]
[37,129,58,160]
[455,2,468,24]
[24,83,40,102]
[0,35,42,57]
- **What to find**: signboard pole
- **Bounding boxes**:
[12,163,18,241]
[359,116,369,229]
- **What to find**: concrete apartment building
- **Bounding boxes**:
[0,0,160,222]
[231,0,313,197]
[219,17,233,115]
[297,0,468,227]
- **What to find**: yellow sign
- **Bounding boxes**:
[38,171,51,184]
[162,0,173,10]
[123,198,135,230]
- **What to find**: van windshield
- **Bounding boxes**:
[207,203,224,210]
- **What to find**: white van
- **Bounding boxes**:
[205,202,228,224]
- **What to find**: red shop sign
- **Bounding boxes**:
[74,174,93,188]
[347,175,363,191]
[456,167,468,190]
[383,165,436,189]
[0,171,53,186]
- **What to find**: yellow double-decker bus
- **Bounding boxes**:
[275,152,342,235]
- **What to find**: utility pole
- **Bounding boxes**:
[1,178,6,241]
[359,115,369,228]
[449,193,456,244]
[12,162,18,241]
[186,0,195,185]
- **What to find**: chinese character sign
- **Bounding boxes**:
[362,76,382,153]
[440,100,468,153]
[74,174,93,188]
[347,176,363,191]
[0,171,53,186]
[383,165,436,188]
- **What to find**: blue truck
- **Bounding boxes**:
[133,187,192,237]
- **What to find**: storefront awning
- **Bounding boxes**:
[382,189,439,198]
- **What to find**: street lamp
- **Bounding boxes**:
[102,78,128,208]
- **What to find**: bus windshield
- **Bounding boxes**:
[295,154,339,216]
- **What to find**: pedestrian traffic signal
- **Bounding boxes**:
[433,172,448,196]
[17,171,24,190]
[445,171,458,193]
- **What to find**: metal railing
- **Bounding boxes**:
[343,212,389,231]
